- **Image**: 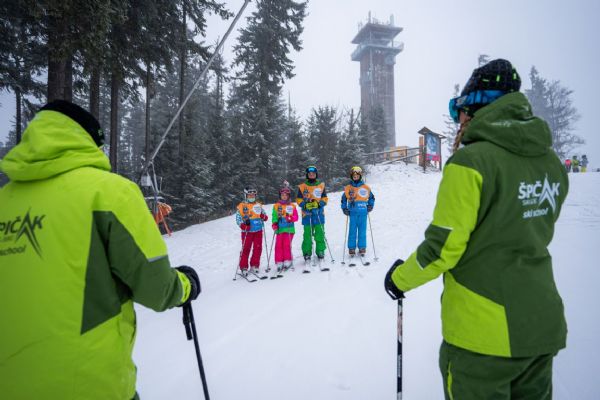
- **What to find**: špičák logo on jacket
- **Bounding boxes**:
[0,210,45,258]
[518,175,560,219]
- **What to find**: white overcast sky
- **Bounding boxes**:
[2,0,599,166]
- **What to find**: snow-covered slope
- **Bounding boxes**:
[133,164,600,400]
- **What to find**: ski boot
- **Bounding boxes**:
[303,255,312,273]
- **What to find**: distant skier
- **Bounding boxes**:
[581,154,588,172]
[341,166,375,259]
[236,186,268,276]
[384,59,568,399]
[564,157,571,172]
[271,181,299,271]
[296,166,328,265]
[572,155,580,172]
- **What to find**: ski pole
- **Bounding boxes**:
[234,224,251,281]
[397,298,403,400]
[341,215,349,265]
[367,213,378,261]
[315,211,335,263]
[183,304,211,400]
[260,218,272,272]
[268,231,276,270]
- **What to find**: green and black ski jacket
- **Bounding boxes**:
[392,92,568,357]
[0,110,191,399]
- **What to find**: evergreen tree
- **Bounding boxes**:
[286,107,309,183]
[306,106,339,184]
[0,1,46,142]
[231,0,308,202]
[443,84,461,154]
[525,66,583,159]
[368,104,388,153]
[335,108,364,185]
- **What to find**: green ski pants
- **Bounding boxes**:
[302,223,326,256]
[439,341,556,400]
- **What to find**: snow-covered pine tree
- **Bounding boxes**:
[285,107,310,183]
[306,106,339,185]
[231,0,308,202]
[334,108,364,187]
[525,66,583,159]
[443,84,460,155]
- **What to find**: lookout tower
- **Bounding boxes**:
[351,12,403,148]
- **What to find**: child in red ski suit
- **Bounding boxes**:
[236,186,268,275]
[271,185,298,271]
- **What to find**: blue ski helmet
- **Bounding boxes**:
[306,166,318,179]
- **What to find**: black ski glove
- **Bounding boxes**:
[343,208,350,216]
[384,259,405,300]
[176,265,200,306]
[367,205,373,212]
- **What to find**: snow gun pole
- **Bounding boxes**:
[183,304,211,400]
[315,211,335,263]
[341,215,348,265]
[142,0,251,175]
[367,213,378,261]
[397,298,403,400]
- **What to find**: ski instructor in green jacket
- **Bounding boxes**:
[384,59,568,399]
[0,100,200,400]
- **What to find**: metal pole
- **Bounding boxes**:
[183,304,210,400]
[315,211,335,263]
[367,213,378,261]
[234,220,251,281]
[261,219,273,272]
[341,215,348,265]
[397,299,403,400]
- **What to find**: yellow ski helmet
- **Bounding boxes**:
[349,166,363,178]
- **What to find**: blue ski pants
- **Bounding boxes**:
[348,213,368,250]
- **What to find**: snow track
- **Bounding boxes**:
[133,165,600,399]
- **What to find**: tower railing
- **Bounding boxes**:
[351,41,404,61]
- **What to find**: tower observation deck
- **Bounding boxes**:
[351,13,403,148]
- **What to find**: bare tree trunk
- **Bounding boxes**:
[15,88,22,144]
[63,56,73,102]
[47,16,67,102]
[89,66,100,118]
[145,64,152,163]
[110,70,120,172]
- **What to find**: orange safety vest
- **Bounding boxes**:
[297,182,326,203]
[274,202,297,217]
[237,202,264,220]
[344,184,371,202]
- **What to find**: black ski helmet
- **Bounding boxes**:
[461,59,521,97]
[243,186,257,201]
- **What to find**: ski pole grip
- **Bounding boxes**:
[183,305,193,340]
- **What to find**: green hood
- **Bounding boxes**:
[462,92,552,157]
[0,110,110,181]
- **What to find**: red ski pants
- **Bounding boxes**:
[239,230,263,269]
[274,232,294,264]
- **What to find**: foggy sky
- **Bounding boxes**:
[2,0,598,166]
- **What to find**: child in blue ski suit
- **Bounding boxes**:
[341,166,375,257]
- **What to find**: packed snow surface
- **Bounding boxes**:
[133,163,600,399]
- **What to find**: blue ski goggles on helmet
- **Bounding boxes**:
[449,90,505,123]
[306,166,317,173]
